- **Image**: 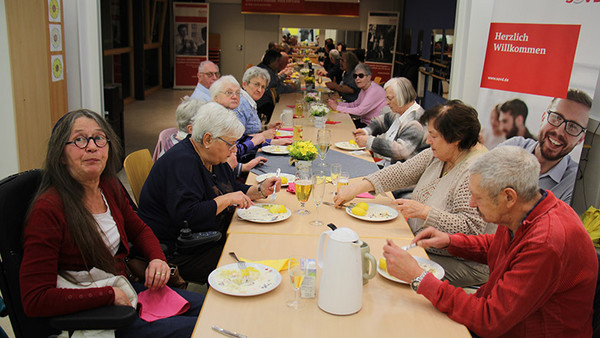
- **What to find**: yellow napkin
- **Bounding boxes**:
[240,257,289,271]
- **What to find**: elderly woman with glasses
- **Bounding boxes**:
[138,103,281,284]
[335,100,490,287]
[327,63,387,128]
[352,77,427,167]
[20,110,204,336]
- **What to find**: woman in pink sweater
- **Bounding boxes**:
[327,63,387,128]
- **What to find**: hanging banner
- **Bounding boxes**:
[174,2,209,88]
[476,0,599,205]
[365,11,399,84]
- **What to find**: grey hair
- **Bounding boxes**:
[191,102,245,142]
[469,146,540,202]
[383,77,417,107]
[198,60,218,73]
[209,75,240,100]
[329,49,341,61]
[175,96,206,133]
[242,66,270,85]
[354,63,372,76]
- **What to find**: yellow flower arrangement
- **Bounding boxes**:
[287,141,318,161]
[302,57,311,63]
[304,76,315,84]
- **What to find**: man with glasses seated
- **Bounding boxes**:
[499,88,592,204]
[191,61,220,102]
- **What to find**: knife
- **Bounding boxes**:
[212,325,248,338]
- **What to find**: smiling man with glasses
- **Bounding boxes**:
[499,88,592,204]
[191,60,220,101]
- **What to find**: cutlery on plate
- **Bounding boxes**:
[400,243,417,251]
[212,325,248,338]
[269,168,280,201]
[322,201,355,208]
[229,252,246,270]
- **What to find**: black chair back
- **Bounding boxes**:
[0,169,59,337]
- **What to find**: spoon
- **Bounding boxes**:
[269,168,280,201]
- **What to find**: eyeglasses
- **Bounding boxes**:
[352,73,368,79]
[200,71,220,78]
[546,110,586,137]
[66,135,110,149]
[221,90,241,98]
[217,137,238,150]
[249,81,267,90]
[385,95,395,102]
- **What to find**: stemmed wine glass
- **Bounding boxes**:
[317,129,331,161]
[330,163,342,195]
[295,167,312,215]
[287,256,306,309]
[310,171,326,226]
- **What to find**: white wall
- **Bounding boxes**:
[0,0,20,178]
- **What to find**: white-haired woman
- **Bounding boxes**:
[353,77,427,167]
[327,63,386,128]
[138,102,281,284]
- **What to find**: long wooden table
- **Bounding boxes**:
[192,93,470,337]
[192,234,470,337]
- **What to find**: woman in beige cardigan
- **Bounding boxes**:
[335,100,489,287]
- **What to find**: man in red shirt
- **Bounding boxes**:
[384,145,597,337]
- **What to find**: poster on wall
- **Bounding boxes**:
[476,0,599,205]
[173,2,209,88]
[365,12,399,84]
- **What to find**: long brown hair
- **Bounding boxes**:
[36,109,123,274]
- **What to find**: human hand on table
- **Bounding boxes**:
[325,82,337,91]
[352,129,367,137]
[354,134,369,148]
[271,138,293,145]
[260,177,282,197]
[241,156,267,172]
[412,227,451,250]
[383,239,423,282]
[145,258,170,290]
[327,99,338,111]
[392,199,430,220]
[267,121,283,130]
[251,133,267,146]
[222,191,254,208]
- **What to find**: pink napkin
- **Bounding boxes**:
[326,120,341,125]
[287,182,295,194]
[137,286,190,322]
[356,192,375,199]
[287,105,295,108]
[279,127,293,131]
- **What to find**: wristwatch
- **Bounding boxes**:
[410,270,428,292]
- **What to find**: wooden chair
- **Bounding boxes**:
[123,149,153,204]
[374,76,382,85]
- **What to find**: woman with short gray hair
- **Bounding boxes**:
[138,102,282,283]
[353,77,427,167]
[327,63,387,128]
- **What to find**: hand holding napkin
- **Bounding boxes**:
[356,192,375,199]
[137,286,190,322]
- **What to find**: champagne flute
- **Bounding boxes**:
[330,163,342,195]
[337,171,350,194]
[317,129,331,161]
[295,167,312,215]
[287,256,306,309]
[310,172,326,226]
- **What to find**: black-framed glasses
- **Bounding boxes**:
[201,71,220,78]
[217,137,238,150]
[66,135,110,149]
[546,110,586,137]
[352,73,368,79]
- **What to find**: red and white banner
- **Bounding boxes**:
[242,0,359,17]
[365,11,399,84]
[174,2,209,88]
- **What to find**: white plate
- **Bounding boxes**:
[236,203,292,223]
[275,130,293,137]
[335,141,365,151]
[377,256,445,284]
[208,262,282,296]
[262,145,289,155]
[345,203,398,222]
[255,173,295,187]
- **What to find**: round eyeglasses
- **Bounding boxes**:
[546,110,586,137]
[66,135,110,149]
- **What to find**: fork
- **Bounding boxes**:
[229,252,246,269]
[269,168,280,201]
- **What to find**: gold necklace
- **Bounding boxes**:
[442,150,467,177]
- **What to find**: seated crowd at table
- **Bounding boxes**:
[17,40,598,337]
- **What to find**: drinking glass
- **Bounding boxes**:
[337,171,350,194]
[287,256,306,309]
[295,99,305,118]
[295,167,312,215]
[310,172,326,226]
[293,118,304,141]
[330,164,342,195]
[317,129,331,161]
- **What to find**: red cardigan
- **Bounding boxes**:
[20,177,166,317]
[418,191,597,337]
